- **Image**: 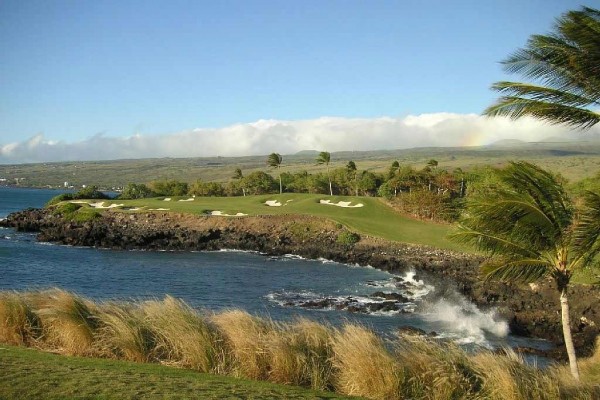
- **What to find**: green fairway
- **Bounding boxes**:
[0,345,357,400]
[74,193,463,251]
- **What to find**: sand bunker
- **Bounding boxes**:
[163,198,171,201]
[210,211,248,216]
[71,201,124,209]
[148,208,170,211]
[319,199,364,208]
[178,198,194,202]
[265,200,282,207]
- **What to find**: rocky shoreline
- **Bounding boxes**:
[2,208,599,359]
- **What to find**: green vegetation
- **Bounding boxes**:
[484,6,600,129]
[336,231,361,246]
[453,162,600,380]
[52,201,103,223]
[267,152,284,194]
[1,289,598,400]
[0,345,351,400]
[46,185,110,206]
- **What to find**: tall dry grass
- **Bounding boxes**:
[1,288,599,399]
[0,292,40,345]
[265,318,334,390]
[211,309,271,380]
[26,289,98,355]
[471,349,560,400]
[331,324,403,399]
[95,303,156,362]
[396,336,479,399]
[141,295,226,373]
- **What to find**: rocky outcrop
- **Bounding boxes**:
[2,208,599,359]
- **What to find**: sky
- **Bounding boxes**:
[0,0,595,164]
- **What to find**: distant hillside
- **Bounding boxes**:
[1,142,600,190]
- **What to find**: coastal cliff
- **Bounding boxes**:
[2,208,599,359]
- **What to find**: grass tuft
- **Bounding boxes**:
[211,310,271,380]
[95,303,157,362]
[395,336,480,399]
[0,292,41,346]
[141,295,226,373]
[471,349,559,400]
[28,289,98,355]
[331,324,403,399]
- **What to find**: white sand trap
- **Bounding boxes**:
[163,198,171,201]
[149,208,170,211]
[89,202,124,209]
[210,211,248,216]
[70,200,90,204]
[265,200,282,207]
[319,199,364,208]
[178,198,195,202]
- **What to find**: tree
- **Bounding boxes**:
[316,151,333,196]
[346,161,358,196]
[484,7,600,129]
[243,171,276,195]
[232,167,246,196]
[267,153,283,194]
[120,183,154,199]
[452,161,600,380]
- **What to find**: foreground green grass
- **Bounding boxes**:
[74,193,464,251]
[0,345,355,400]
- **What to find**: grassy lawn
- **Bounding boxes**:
[0,345,357,400]
[79,193,465,251]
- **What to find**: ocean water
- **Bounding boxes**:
[0,186,552,356]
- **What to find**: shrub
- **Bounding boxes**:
[336,231,360,245]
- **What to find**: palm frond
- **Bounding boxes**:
[486,6,600,129]
[481,259,552,284]
[571,191,600,269]
[267,153,282,168]
[490,82,596,107]
[498,162,573,231]
[484,96,600,129]
[451,225,540,258]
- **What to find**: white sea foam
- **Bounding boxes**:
[423,297,509,346]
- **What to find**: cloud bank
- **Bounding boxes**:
[1,113,595,164]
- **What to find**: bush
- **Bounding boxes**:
[46,186,109,206]
[336,231,360,245]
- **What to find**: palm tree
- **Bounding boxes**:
[346,161,358,196]
[232,167,246,196]
[484,6,600,129]
[316,151,333,196]
[267,153,283,194]
[452,161,600,380]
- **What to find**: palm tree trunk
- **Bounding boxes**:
[327,165,332,196]
[560,288,580,381]
[278,167,282,194]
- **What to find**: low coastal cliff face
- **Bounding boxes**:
[2,208,599,359]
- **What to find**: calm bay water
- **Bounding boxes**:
[0,186,551,356]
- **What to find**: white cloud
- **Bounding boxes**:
[0,113,596,164]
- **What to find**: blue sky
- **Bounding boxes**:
[0,1,590,163]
